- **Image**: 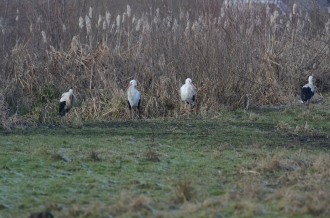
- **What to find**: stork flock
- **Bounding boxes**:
[59,76,314,125]
[120,78,196,118]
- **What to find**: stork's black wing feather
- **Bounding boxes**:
[301,87,314,102]
[59,101,66,117]
[127,100,131,110]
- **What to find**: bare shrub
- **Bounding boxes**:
[0,78,29,129]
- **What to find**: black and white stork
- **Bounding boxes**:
[301,76,314,127]
[59,88,76,118]
[180,78,196,110]
[126,79,141,118]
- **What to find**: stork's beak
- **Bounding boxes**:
[125,83,132,90]
[190,82,196,89]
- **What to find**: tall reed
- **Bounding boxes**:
[0,0,329,125]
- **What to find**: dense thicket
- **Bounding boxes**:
[0,0,330,127]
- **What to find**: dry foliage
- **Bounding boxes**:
[1,0,330,124]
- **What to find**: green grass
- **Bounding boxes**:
[1,105,330,217]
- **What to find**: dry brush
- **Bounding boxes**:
[0,0,330,126]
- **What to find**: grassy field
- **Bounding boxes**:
[1,103,330,218]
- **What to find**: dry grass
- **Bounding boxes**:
[86,149,102,162]
[28,211,54,218]
[0,1,329,124]
[145,148,161,162]
[50,152,71,162]
[242,150,330,217]
[108,192,153,216]
[172,178,195,204]
[0,79,29,129]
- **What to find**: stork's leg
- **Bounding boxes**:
[68,111,74,123]
[305,101,310,128]
[180,102,184,115]
[135,108,140,118]
[131,108,138,119]
[189,103,194,117]
[186,102,191,114]
[61,113,69,125]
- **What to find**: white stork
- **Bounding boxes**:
[301,76,314,127]
[59,88,76,117]
[126,79,141,118]
[180,78,196,110]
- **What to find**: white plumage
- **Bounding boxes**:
[126,79,141,117]
[59,88,76,117]
[180,78,196,108]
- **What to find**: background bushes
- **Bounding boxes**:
[0,0,329,126]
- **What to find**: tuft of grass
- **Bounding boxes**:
[108,192,152,216]
[88,149,102,162]
[145,148,160,162]
[276,121,292,131]
[28,211,54,218]
[213,150,222,159]
[32,148,49,156]
[50,152,71,162]
[173,178,194,204]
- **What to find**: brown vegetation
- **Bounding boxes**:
[0,0,330,127]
